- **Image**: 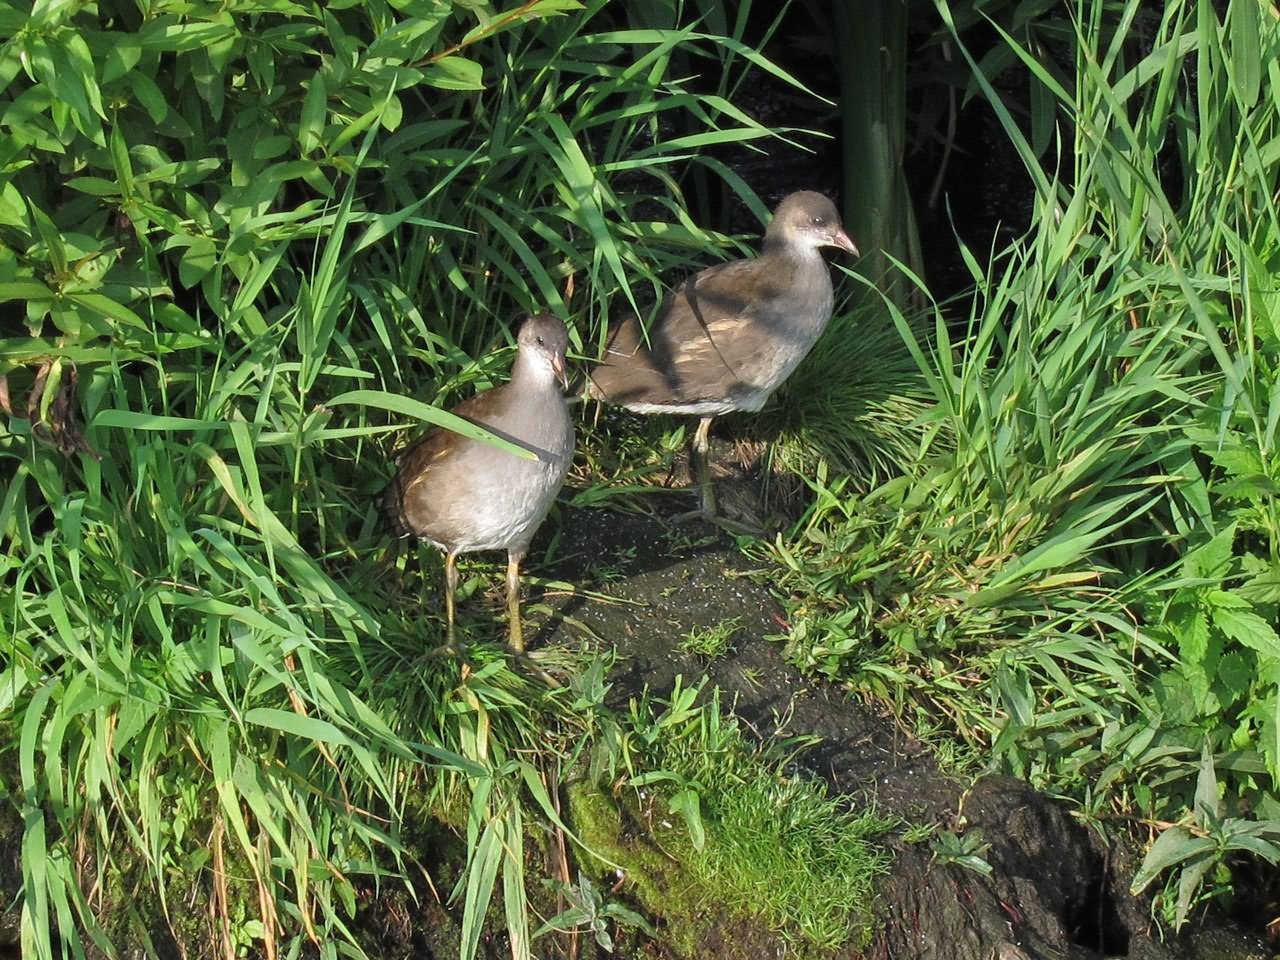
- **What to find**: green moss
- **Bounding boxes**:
[569,783,789,960]
[570,717,893,960]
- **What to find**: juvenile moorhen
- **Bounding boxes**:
[584,191,858,516]
[385,314,575,652]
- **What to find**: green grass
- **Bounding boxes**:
[678,617,741,659]
[577,682,894,955]
[759,0,1280,930]
[0,2,824,957]
[8,0,1280,951]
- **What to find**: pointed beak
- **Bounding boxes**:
[830,229,859,257]
[552,353,569,391]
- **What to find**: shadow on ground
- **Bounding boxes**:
[521,502,1270,960]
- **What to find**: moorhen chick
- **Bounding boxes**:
[385,314,575,652]
[584,191,858,517]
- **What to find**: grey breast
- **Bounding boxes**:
[449,394,574,553]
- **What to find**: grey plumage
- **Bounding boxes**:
[386,314,575,650]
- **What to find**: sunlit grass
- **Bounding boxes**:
[577,683,894,953]
[678,617,742,659]
[761,0,1280,930]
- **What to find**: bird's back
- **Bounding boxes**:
[586,252,834,415]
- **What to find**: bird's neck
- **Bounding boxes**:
[760,234,823,264]
[509,352,559,392]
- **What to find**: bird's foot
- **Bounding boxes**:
[425,640,466,659]
[669,506,716,526]
[668,507,761,537]
[504,645,563,688]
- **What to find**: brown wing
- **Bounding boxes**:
[587,257,800,407]
[382,387,506,538]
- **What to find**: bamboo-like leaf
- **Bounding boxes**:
[328,389,538,460]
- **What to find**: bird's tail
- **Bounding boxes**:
[381,472,414,539]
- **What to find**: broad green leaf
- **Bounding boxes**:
[1228,0,1262,107]
[0,280,56,301]
[242,707,356,747]
[1214,606,1280,659]
[423,55,483,91]
[1130,827,1215,893]
[668,787,705,851]
[299,71,327,155]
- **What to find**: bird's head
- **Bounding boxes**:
[766,191,859,257]
[518,314,571,390]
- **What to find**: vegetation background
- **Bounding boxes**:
[1,0,1278,957]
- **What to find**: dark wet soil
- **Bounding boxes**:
[535,503,952,824]
[519,493,1272,960]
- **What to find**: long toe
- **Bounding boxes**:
[668,507,762,537]
[426,639,466,658]
[505,645,562,688]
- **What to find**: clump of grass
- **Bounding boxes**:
[0,1,824,956]
[762,0,1280,931]
[678,617,741,659]
[758,293,934,489]
[581,681,894,954]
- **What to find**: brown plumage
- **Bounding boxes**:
[386,315,575,651]
[585,191,858,515]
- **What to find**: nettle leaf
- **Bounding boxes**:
[1218,472,1280,502]
[1216,650,1255,710]
[1152,669,1199,726]
[1183,660,1214,716]
[1239,565,1280,604]
[1253,691,1280,781]
[1213,605,1280,660]
[1206,441,1265,482]
[1184,523,1237,580]
[1205,588,1249,611]
[1175,601,1211,664]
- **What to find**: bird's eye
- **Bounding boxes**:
[811,215,826,226]
[535,336,545,345]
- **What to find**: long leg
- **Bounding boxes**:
[505,549,525,652]
[444,550,461,652]
[693,415,716,517]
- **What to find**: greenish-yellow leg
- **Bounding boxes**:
[443,551,461,653]
[693,415,716,517]
[505,550,525,652]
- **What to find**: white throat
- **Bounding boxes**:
[512,350,560,390]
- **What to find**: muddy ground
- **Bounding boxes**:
[514,488,1272,960]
